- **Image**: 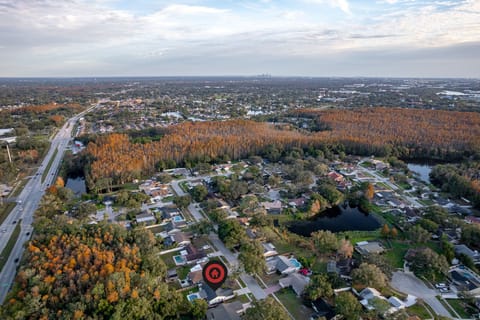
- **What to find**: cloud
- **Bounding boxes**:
[0,0,479,76]
[305,0,351,14]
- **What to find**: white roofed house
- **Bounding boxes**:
[135,211,156,225]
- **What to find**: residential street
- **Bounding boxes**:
[171,177,269,300]
[391,271,454,318]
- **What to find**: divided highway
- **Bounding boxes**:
[0,106,95,303]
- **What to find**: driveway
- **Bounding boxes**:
[391,271,453,318]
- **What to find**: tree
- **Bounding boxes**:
[156,173,172,184]
[369,297,391,317]
[311,230,338,253]
[190,299,208,320]
[419,218,439,233]
[381,224,391,238]
[390,227,398,238]
[406,247,449,281]
[441,237,455,263]
[173,195,191,209]
[242,297,290,320]
[352,263,387,289]
[461,224,480,249]
[239,240,265,275]
[55,176,65,188]
[190,185,208,202]
[304,274,333,301]
[338,238,353,258]
[218,220,246,249]
[362,254,394,278]
[409,225,431,243]
[190,220,213,236]
[365,183,375,200]
[76,202,98,219]
[335,291,362,320]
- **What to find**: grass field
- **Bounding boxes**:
[0,220,22,272]
[446,299,477,319]
[406,303,433,319]
[275,288,313,320]
[42,147,58,183]
[0,202,16,226]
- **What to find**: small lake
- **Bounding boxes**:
[407,163,433,183]
[287,205,381,236]
[66,177,86,197]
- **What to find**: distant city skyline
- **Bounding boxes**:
[1,0,479,78]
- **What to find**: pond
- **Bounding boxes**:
[407,163,433,183]
[66,177,86,197]
[287,204,381,236]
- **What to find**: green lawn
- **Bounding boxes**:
[376,182,392,190]
[177,266,191,279]
[12,178,29,197]
[42,147,58,183]
[446,299,477,319]
[275,288,313,320]
[162,196,174,203]
[0,220,22,272]
[159,250,182,269]
[0,202,16,225]
[406,303,432,319]
[385,241,410,268]
[337,230,380,245]
[384,240,442,269]
[436,296,456,318]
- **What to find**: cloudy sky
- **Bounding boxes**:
[0,0,479,77]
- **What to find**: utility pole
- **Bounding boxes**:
[6,143,12,163]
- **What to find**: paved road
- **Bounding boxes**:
[391,271,453,318]
[358,159,423,208]
[0,105,97,303]
[170,178,269,300]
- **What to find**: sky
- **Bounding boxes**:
[0,0,479,77]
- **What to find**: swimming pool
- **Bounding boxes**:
[290,258,302,269]
[173,255,187,265]
[187,293,201,302]
[173,215,185,222]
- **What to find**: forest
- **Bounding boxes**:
[291,107,480,159]
[82,108,480,192]
[0,217,193,319]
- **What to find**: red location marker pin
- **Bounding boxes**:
[202,260,228,290]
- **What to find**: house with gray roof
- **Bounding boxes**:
[279,272,310,296]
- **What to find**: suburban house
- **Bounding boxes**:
[278,272,310,296]
[327,171,344,183]
[206,301,245,320]
[355,241,385,256]
[184,244,207,264]
[135,212,156,225]
[288,197,307,208]
[449,267,480,296]
[171,231,192,246]
[275,255,301,275]
[188,270,203,285]
[199,283,235,306]
[465,216,480,225]
[166,269,178,282]
[311,298,336,320]
[162,207,181,220]
[454,244,480,262]
[262,242,278,258]
[261,200,282,214]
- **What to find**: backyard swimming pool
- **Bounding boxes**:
[187,293,201,301]
[173,215,185,222]
[290,258,302,269]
